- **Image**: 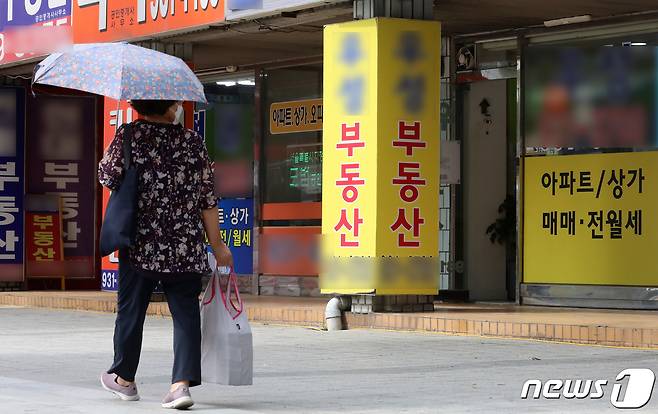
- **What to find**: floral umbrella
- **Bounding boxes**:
[33,42,207,103]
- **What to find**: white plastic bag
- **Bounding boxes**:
[200,270,253,386]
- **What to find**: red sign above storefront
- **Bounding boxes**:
[73,0,225,43]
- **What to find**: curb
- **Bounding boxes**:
[2,292,657,349]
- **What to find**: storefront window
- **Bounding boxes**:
[197,82,255,198]
[524,40,656,155]
[262,65,323,203]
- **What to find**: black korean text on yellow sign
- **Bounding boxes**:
[270,99,323,134]
[524,152,656,286]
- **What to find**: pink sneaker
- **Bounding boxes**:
[100,372,140,401]
[162,386,194,410]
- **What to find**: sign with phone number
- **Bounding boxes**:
[101,270,164,293]
[101,270,118,291]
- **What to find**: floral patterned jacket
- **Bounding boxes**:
[98,120,216,275]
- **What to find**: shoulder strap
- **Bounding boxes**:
[122,123,133,171]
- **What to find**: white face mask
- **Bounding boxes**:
[173,104,184,125]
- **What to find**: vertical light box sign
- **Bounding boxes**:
[26,95,97,279]
[322,18,441,295]
[0,88,25,282]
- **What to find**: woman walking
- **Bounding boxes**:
[98,100,233,409]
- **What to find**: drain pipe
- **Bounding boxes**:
[325,295,351,331]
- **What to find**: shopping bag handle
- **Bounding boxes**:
[201,272,218,307]
[200,268,232,307]
[219,267,244,320]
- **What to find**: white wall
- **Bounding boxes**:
[464,80,508,301]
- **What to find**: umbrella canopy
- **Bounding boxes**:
[33,43,207,103]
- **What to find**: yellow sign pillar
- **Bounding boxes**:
[321,18,441,295]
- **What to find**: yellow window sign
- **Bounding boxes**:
[270,99,323,134]
[524,152,656,286]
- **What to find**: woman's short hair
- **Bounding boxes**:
[130,100,176,116]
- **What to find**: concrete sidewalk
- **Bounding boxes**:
[1,290,658,348]
[3,306,658,413]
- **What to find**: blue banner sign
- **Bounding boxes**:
[214,198,254,275]
[1,0,71,31]
[0,88,24,268]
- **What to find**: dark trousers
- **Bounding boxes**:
[108,254,203,387]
